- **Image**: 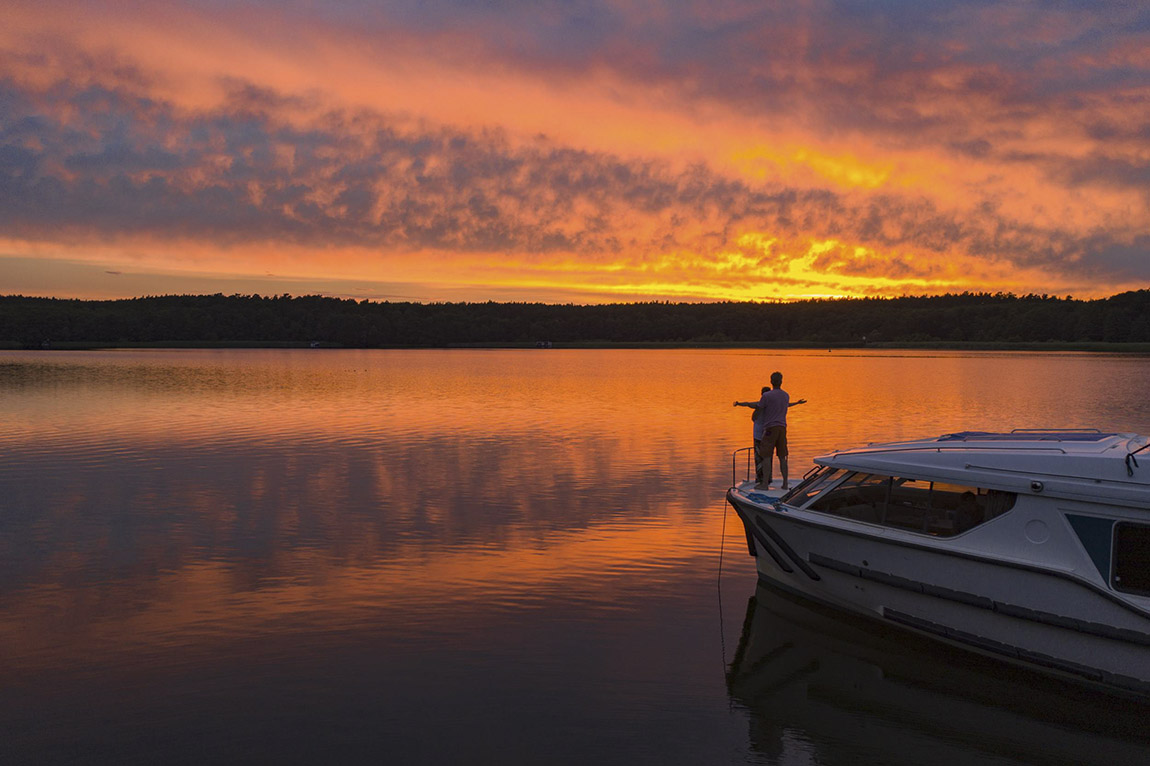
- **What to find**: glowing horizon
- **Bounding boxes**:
[2,1,1148,303]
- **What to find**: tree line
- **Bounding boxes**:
[2,291,1149,347]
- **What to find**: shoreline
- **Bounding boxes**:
[5,340,1150,353]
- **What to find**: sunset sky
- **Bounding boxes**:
[2,1,1149,303]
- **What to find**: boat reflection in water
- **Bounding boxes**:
[726,582,1150,765]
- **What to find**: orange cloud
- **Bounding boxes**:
[2,0,1149,301]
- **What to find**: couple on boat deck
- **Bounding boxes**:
[733,371,807,490]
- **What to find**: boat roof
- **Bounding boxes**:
[815,430,1150,504]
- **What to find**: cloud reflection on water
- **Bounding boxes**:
[2,348,1150,763]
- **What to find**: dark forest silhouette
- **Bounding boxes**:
[2,291,1149,348]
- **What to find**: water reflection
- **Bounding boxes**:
[727,583,1150,766]
[0,351,731,699]
[2,348,1149,763]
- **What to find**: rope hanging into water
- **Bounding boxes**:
[716,497,730,700]
[718,497,728,586]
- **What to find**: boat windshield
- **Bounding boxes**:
[781,467,846,507]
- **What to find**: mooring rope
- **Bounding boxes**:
[717,495,732,700]
[718,496,728,586]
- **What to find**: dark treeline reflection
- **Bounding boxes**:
[4,290,1150,346]
[728,584,1150,766]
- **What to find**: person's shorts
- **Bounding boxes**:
[762,426,788,457]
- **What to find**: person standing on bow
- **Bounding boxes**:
[735,371,806,489]
[733,386,770,486]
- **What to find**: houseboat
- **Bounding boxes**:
[725,430,1150,695]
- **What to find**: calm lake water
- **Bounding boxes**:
[2,348,1149,765]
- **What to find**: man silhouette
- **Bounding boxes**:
[734,371,806,489]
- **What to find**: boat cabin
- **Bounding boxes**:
[772,430,1150,597]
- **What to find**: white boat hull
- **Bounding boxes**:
[727,487,1150,696]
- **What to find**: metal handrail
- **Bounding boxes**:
[832,444,1069,458]
[965,463,1147,483]
[1010,428,1102,434]
[732,446,753,487]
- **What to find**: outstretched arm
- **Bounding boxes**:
[733,401,760,408]
[787,398,808,407]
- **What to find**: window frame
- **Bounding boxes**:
[781,466,847,507]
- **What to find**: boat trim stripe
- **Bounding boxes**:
[755,516,821,581]
[727,498,793,573]
[750,525,793,574]
[725,489,1150,621]
[882,608,1150,695]
[811,552,1150,647]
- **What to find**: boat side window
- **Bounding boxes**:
[928,482,990,533]
[807,473,890,523]
[1113,523,1150,597]
[882,479,1011,535]
[984,489,1017,518]
[792,468,1018,536]
[785,468,846,507]
[884,477,934,531]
